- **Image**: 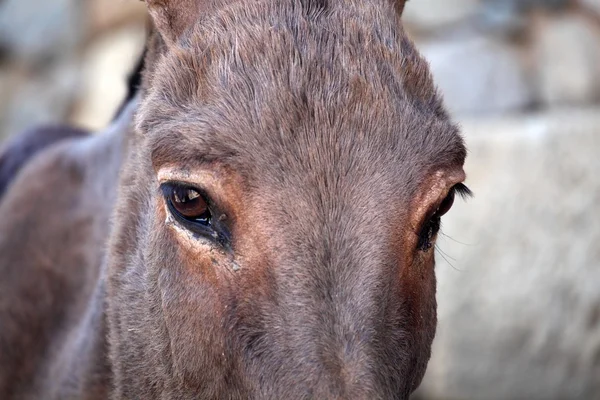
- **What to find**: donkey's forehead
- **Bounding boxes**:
[140,0,465,183]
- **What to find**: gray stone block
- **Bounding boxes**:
[534,13,600,106]
[420,36,532,115]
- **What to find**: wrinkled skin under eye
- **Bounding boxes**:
[417,183,471,252]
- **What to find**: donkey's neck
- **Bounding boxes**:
[36,99,139,400]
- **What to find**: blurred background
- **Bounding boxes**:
[0,0,598,398]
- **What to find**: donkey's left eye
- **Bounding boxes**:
[161,182,231,247]
[161,183,212,225]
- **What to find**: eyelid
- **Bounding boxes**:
[160,181,213,207]
[157,167,220,187]
[431,183,472,215]
[417,182,472,234]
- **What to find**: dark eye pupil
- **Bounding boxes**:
[170,187,210,222]
[417,188,458,251]
[437,190,455,217]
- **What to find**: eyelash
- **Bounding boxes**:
[417,183,472,252]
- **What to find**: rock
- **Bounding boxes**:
[3,60,80,138]
[0,69,15,141]
[534,13,600,106]
[86,0,148,40]
[419,36,532,115]
[580,0,600,14]
[0,0,87,139]
[415,108,600,400]
[70,24,147,131]
[476,1,527,36]
[403,0,479,31]
[0,0,83,63]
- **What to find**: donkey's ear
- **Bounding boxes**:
[144,0,203,45]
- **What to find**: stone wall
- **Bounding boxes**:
[405,0,600,115]
[0,0,147,139]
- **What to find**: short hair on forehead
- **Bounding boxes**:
[140,0,465,186]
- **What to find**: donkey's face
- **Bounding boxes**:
[108,1,468,399]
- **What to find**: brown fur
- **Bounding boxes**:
[0,1,467,399]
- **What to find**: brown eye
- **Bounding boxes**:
[436,189,455,218]
[160,182,232,247]
[165,184,211,224]
[417,183,472,252]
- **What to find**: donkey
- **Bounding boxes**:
[0,0,469,399]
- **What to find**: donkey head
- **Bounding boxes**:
[107,0,468,398]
